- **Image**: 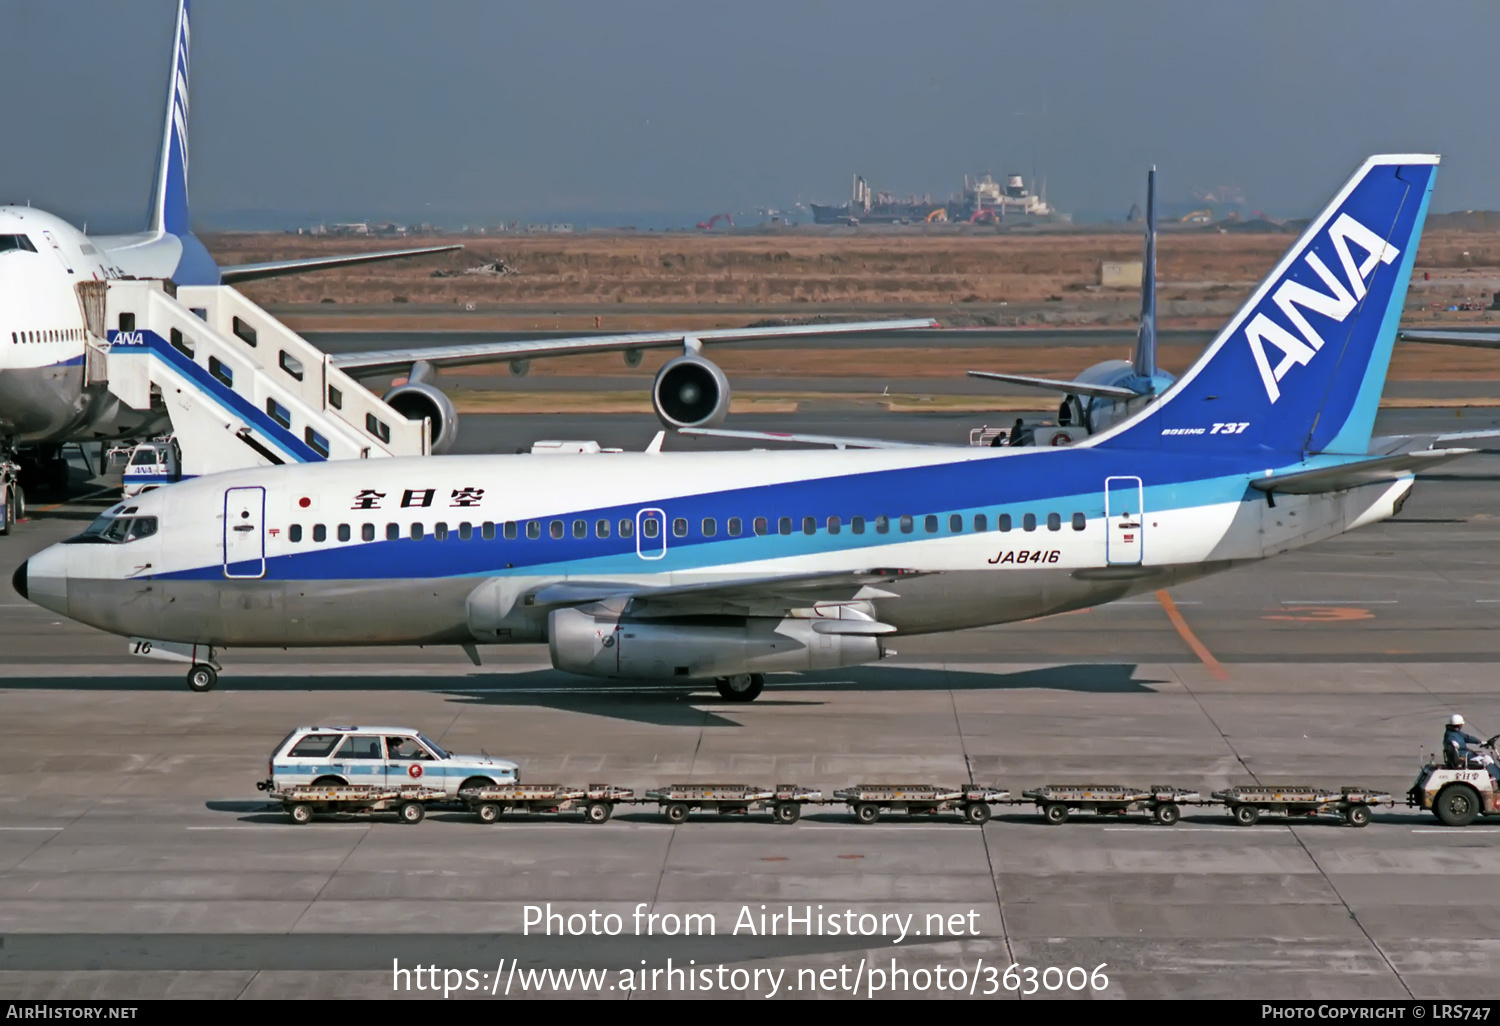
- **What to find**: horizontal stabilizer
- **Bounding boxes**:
[966,370,1137,400]
[1250,448,1474,495]
[1397,329,1500,349]
[677,426,942,450]
[218,244,464,283]
[333,318,939,376]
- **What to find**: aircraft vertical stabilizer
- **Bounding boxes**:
[1093,155,1437,456]
[1131,167,1158,381]
[148,0,191,238]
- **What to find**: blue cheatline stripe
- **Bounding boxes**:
[108,329,324,463]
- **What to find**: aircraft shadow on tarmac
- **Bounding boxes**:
[9,663,1160,728]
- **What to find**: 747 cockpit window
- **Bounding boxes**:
[0,235,38,254]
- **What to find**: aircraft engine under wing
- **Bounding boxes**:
[1250,449,1475,495]
[218,244,464,283]
[330,318,939,377]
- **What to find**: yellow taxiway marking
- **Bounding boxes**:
[1156,589,1229,681]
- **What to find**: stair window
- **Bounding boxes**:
[169,328,193,358]
[232,317,257,347]
[117,313,135,333]
[190,308,208,322]
[266,398,291,429]
[304,427,329,458]
[366,413,390,443]
[208,356,233,388]
[327,386,342,409]
[279,351,304,381]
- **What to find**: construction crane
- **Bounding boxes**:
[925,208,948,223]
[696,213,733,230]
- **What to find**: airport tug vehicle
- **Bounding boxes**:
[460,783,635,824]
[1021,784,1200,825]
[1211,785,1392,827]
[1408,735,1500,826]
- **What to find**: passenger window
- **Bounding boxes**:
[482,522,496,540]
[232,316,257,347]
[596,519,610,538]
[305,428,329,458]
[998,514,1012,532]
[1072,513,1086,531]
[386,523,399,541]
[1023,513,1037,532]
[336,735,383,759]
[619,519,633,539]
[459,522,473,541]
[434,522,449,541]
[753,517,768,536]
[549,520,563,540]
[1047,512,1062,532]
[727,517,742,537]
[266,398,291,429]
[875,515,889,534]
[287,733,340,758]
[411,523,424,541]
[289,524,302,543]
[503,521,517,540]
[949,514,963,533]
[778,517,792,536]
[361,523,375,542]
[208,356,233,387]
[642,518,659,539]
[924,515,938,533]
[828,515,841,535]
[900,515,914,534]
[673,518,687,537]
[365,413,390,443]
[852,516,865,535]
[573,520,587,539]
[313,524,327,542]
[337,524,351,542]
[701,518,716,537]
[802,516,816,535]
[974,513,988,532]
[526,522,540,540]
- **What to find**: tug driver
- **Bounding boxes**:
[1444,714,1500,786]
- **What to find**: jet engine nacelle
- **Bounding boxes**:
[382,382,459,454]
[652,354,730,430]
[548,607,885,680]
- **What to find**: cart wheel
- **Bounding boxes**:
[288,802,314,825]
[1043,803,1069,825]
[854,803,880,824]
[399,801,426,824]
[475,802,501,824]
[186,664,217,693]
[1233,804,1260,827]
[1153,802,1180,826]
[963,802,991,825]
[774,802,801,825]
[1346,804,1371,828]
[664,802,689,824]
[1435,784,1481,827]
[585,801,613,824]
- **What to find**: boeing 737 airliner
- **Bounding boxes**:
[14,155,1455,695]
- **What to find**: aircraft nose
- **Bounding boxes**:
[17,545,68,614]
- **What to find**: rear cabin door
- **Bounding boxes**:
[223,486,266,578]
[636,507,666,560]
[1104,476,1144,566]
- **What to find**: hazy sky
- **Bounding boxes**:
[2,0,1497,230]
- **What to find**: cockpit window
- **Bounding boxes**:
[68,512,157,544]
[0,235,38,254]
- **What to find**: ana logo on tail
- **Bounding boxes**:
[1247,213,1400,403]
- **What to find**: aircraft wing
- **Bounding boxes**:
[1397,329,1500,349]
[330,318,940,377]
[966,370,1138,400]
[218,244,464,284]
[676,426,948,450]
[528,568,927,621]
[1370,429,1500,454]
[1250,449,1476,495]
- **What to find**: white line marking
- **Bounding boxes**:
[1102,826,1241,833]
[185,825,369,831]
[0,826,64,831]
[1280,600,1398,605]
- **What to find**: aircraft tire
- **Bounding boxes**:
[715,673,764,702]
[187,664,217,693]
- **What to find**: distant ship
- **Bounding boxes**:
[810,172,1066,225]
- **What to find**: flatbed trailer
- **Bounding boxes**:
[1211,785,1394,827]
[644,784,822,824]
[831,783,1010,824]
[459,784,635,824]
[270,784,447,824]
[1021,784,1202,825]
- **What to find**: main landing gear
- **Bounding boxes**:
[187,664,218,693]
[714,673,765,702]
